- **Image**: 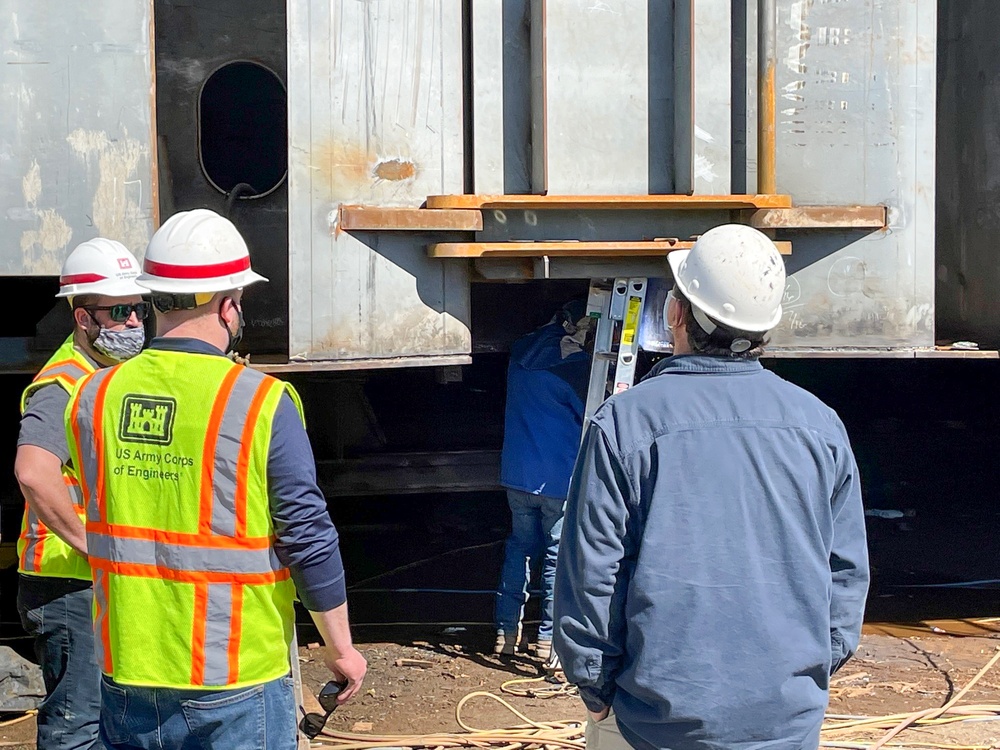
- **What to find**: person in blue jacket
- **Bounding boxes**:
[494,298,592,660]
[554,225,870,750]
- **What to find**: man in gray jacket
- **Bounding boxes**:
[553,224,870,750]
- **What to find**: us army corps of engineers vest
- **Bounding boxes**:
[67,348,304,689]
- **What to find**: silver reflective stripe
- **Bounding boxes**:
[20,510,41,572]
[202,584,234,686]
[93,569,108,669]
[209,367,269,536]
[88,533,282,575]
[74,368,116,524]
[38,361,88,382]
[67,482,83,511]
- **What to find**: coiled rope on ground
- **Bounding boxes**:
[819,646,1000,750]
[311,646,1000,750]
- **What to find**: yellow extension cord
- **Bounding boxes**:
[310,647,1000,750]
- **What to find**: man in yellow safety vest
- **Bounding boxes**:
[15,238,148,749]
[65,208,366,750]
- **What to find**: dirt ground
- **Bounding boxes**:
[3,622,998,749]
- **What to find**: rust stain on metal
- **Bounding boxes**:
[148,0,159,231]
[426,194,793,210]
[757,61,777,195]
[429,241,793,258]
[373,159,417,181]
[339,206,483,232]
[748,206,887,230]
[311,140,371,194]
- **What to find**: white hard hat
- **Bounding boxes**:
[667,224,785,333]
[136,208,267,294]
[56,238,145,299]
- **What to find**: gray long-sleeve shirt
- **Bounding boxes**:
[553,355,869,750]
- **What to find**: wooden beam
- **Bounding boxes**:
[425,193,793,210]
[745,205,887,229]
[338,205,483,231]
[430,240,792,258]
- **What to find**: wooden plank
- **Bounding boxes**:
[425,193,794,210]
[430,240,793,258]
[339,206,483,231]
[746,205,887,229]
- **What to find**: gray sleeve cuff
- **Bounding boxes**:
[578,686,614,713]
[290,555,347,612]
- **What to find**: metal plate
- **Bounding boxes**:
[0,0,156,275]
[287,0,471,362]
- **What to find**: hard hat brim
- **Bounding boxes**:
[666,249,691,296]
[55,277,149,299]
[135,268,268,294]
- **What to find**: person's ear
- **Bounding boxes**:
[667,294,683,330]
[72,307,92,330]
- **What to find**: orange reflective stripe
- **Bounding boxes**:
[191,583,209,685]
[95,570,113,674]
[32,524,46,571]
[235,380,271,537]
[88,557,290,585]
[69,390,89,515]
[87,522,272,550]
[227,584,244,685]
[200,367,242,535]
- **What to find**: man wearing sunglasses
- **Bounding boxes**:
[14,238,147,750]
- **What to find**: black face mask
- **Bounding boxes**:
[222,298,245,354]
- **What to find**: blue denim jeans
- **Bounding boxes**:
[17,574,101,750]
[99,673,297,750]
[495,489,566,641]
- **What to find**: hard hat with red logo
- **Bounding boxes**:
[136,209,267,294]
[55,238,145,300]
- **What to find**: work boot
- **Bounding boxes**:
[493,630,517,656]
[535,639,552,661]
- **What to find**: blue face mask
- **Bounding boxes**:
[92,326,145,362]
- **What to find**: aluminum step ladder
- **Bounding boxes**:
[544,276,650,679]
[582,277,650,432]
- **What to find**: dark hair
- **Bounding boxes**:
[71,294,100,309]
[673,287,768,360]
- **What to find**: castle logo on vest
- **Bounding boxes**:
[118,395,176,445]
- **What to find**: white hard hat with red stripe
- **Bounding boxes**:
[136,208,267,294]
[56,238,145,299]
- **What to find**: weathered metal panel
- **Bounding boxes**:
[542,0,649,195]
[764,0,936,350]
[674,0,732,195]
[0,1,156,275]
[471,0,505,194]
[288,0,470,362]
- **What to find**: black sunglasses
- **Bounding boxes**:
[299,680,347,739]
[83,302,151,323]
